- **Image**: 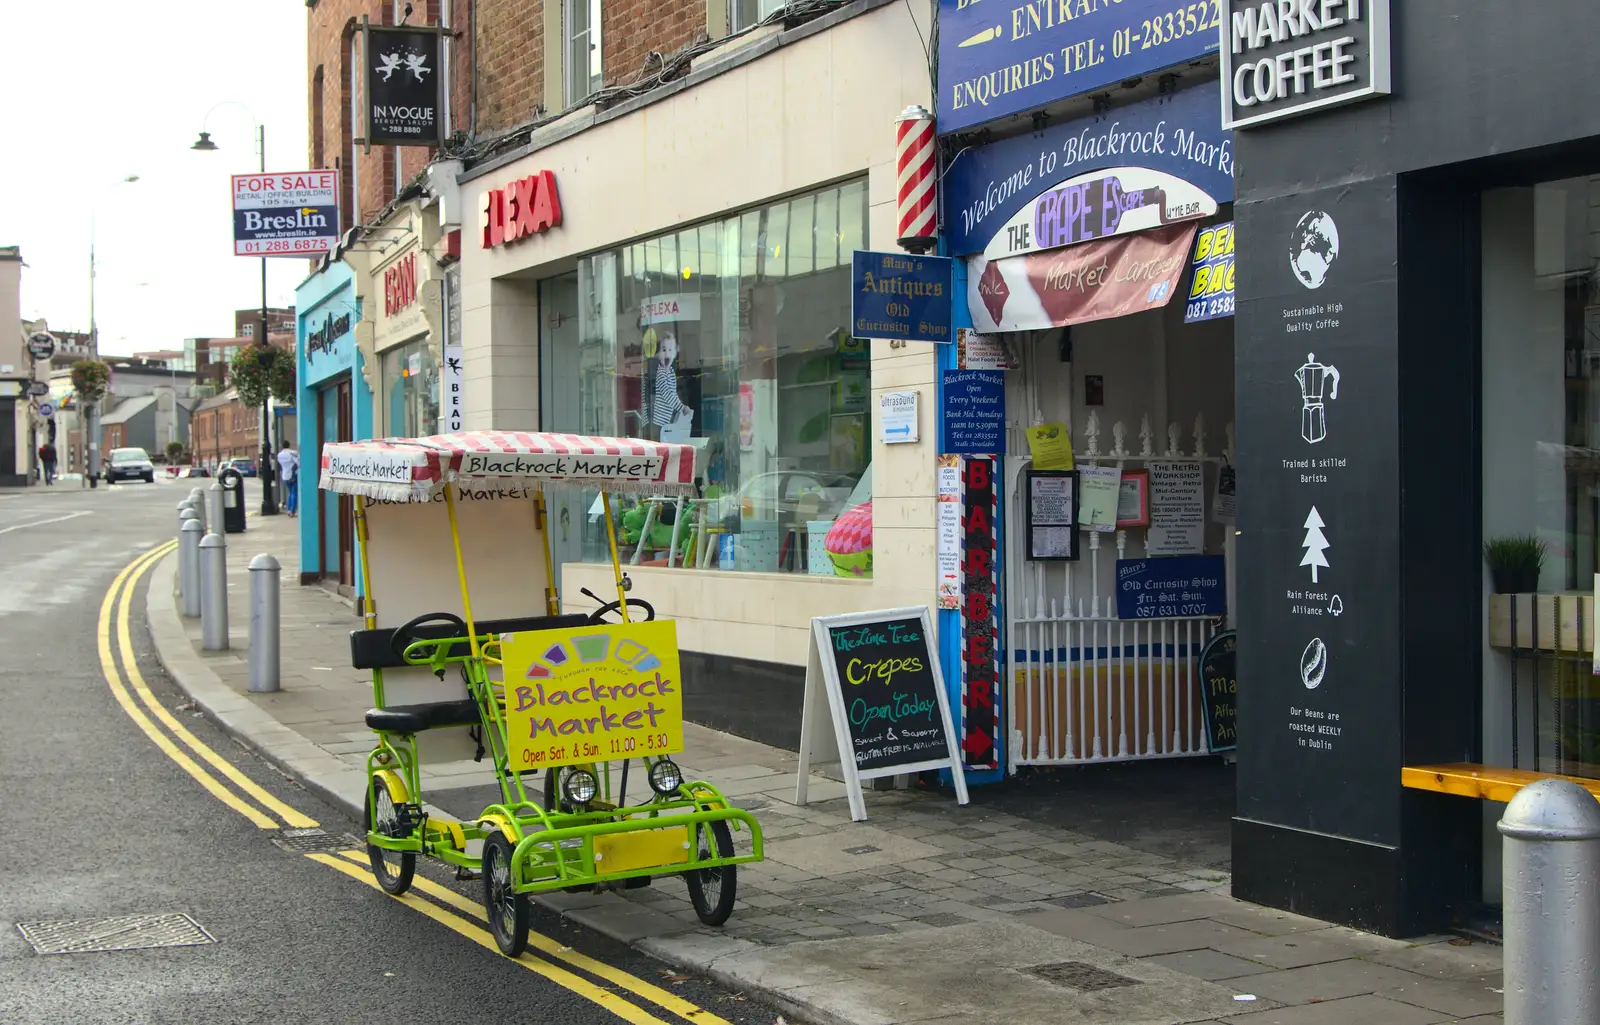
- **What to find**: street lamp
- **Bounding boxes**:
[87,173,141,489]
[190,101,278,516]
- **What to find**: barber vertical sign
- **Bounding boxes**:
[365,21,446,146]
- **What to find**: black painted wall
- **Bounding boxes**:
[1232,2,1600,934]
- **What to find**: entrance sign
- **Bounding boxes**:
[364,23,446,145]
[1115,554,1226,620]
[503,621,685,770]
[851,251,953,344]
[796,607,969,821]
[1198,630,1238,752]
[1184,222,1237,323]
[944,84,1233,258]
[1221,0,1391,130]
[232,172,339,257]
[937,0,1221,135]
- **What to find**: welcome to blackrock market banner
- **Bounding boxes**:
[945,83,1233,258]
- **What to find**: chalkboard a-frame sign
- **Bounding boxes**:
[1198,630,1237,753]
[796,607,971,821]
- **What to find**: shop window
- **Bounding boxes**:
[1482,176,1600,778]
[564,0,602,107]
[540,179,872,577]
[731,0,783,32]
[381,340,440,438]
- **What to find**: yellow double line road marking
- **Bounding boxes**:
[100,543,730,1025]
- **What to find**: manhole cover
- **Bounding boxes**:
[16,914,216,955]
[271,828,364,854]
[1027,961,1140,992]
[1049,892,1111,909]
[843,844,881,855]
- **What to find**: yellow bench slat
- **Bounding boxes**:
[1402,762,1600,804]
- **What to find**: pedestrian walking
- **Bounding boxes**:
[38,442,57,486]
[276,443,300,516]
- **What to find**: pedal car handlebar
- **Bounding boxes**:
[390,611,471,664]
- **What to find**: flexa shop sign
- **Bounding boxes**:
[938,0,1223,135]
[945,83,1233,256]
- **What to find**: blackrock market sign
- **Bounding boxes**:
[1220,0,1390,130]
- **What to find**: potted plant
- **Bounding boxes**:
[1484,535,1546,594]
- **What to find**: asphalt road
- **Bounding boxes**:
[0,479,780,1025]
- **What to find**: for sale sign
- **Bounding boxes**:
[232,172,339,258]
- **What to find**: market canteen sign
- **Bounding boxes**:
[944,84,1232,257]
[937,0,1221,136]
[1220,0,1391,129]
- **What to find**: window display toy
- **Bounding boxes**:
[320,430,764,956]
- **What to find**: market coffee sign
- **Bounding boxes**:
[364,24,445,145]
[1221,0,1390,129]
[480,171,563,248]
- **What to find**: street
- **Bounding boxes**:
[0,481,780,1025]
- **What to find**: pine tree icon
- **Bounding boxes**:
[1301,506,1330,583]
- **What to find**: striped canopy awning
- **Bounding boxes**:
[319,431,698,502]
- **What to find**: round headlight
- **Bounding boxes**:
[562,768,599,806]
[648,759,683,795]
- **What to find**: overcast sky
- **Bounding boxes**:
[1,3,309,355]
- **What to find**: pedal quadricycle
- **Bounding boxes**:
[320,430,764,955]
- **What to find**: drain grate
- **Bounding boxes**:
[842,844,881,856]
[1026,961,1140,992]
[271,828,364,854]
[16,914,216,955]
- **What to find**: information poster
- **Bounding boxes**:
[941,370,1005,453]
[1024,422,1074,470]
[503,621,685,770]
[1027,470,1078,561]
[958,328,1013,370]
[936,455,962,609]
[1078,465,1120,531]
[1148,460,1205,554]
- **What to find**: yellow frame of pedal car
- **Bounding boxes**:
[337,437,764,956]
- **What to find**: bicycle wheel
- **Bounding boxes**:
[365,775,415,896]
[482,831,530,956]
[685,820,737,926]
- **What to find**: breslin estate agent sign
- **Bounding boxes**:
[364,23,446,145]
[1220,0,1390,129]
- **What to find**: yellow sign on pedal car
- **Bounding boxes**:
[503,621,685,770]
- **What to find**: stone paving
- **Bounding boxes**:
[152,509,1506,1024]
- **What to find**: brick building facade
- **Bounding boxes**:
[190,390,260,470]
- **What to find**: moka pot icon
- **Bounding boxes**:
[1295,353,1340,445]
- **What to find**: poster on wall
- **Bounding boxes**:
[364,23,446,145]
[960,455,1000,771]
[936,455,962,609]
[1148,460,1205,555]
[1026,470,1078,561]
[957,328,1012,370]
[1184,222,1237,324]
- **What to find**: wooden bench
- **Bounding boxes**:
[1402,762,1600,804]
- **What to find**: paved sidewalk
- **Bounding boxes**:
[145,511,1504,1025]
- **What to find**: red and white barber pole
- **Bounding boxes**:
[895,105,938,253]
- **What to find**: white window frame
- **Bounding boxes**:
[730,0,784,33]
[564,0,603,107]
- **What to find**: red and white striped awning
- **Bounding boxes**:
[319,431,698,502]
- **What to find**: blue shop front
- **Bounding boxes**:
[931,0,1237,782]
[295,260,374,595]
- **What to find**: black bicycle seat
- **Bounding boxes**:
[364,699,481,734]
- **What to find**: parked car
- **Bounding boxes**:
[179,466,211,478]
[104,447,156,484]
[220,458,258,477]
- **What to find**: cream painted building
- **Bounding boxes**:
[1,248,36,486]
[454,1,938,742]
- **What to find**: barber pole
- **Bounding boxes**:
[895,105,937,253]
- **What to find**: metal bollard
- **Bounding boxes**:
[207,483,225,544]
[182,498,205,534]
[179,519,203,618]
[199,533,229,651]
[248,554,280,693]
[1499,777,1600,1024]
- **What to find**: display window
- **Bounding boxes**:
[539,180,873,576]
[381,338,439,438]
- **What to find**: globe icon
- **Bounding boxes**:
[1290,211,1340,289]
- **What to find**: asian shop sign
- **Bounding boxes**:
[480,170,563,248]
[937,0,1222,136]
[1220,0,1391,129]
